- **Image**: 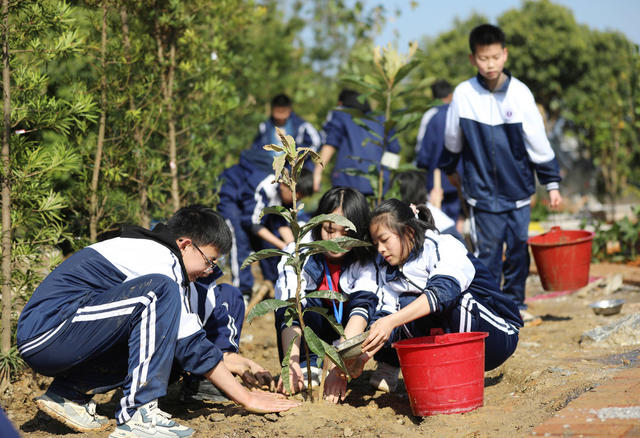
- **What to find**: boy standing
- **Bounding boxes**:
[440,24,562,322]
[17,205,298,437]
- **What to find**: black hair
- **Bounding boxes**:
[431,79,453,100]
[338,88,371,113]
[166,204,232,254]
[371,199,436,259]
[271,93,292,108]
[311,186,372,265]
[296,168,314,199]
[392,170,428,206]
[469,24,505,54]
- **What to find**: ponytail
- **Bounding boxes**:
[371,199,437,255]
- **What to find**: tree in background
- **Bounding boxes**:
[0,0,96,385]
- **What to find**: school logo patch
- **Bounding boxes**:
[505,109,513,119]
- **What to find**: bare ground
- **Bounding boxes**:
[3,264,640,438]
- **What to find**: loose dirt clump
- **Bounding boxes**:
[3,266,640,437]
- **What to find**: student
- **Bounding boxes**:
[250,93,322,160]
[242,168,314,288]
[180,275,275,402]
[274,187,378,403]
[440,24,562,323]
[16,205,298,437]
[313,89,400,196]
[415,79,464,231]
[359,199,522,393]
[392,170,465,245]
[217,163,258,305]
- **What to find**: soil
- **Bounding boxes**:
[3,263,640,438]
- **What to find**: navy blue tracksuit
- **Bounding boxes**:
[322,108,400,196]
[17,226,224,424]
[416,103,464,222]
[374,230,522,371]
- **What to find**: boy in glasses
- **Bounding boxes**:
[16,205,298,438]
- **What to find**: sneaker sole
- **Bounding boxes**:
[36,398,110,432]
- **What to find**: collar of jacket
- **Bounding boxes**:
[120,223,191,288]
[382,246,422,283]
[476,68,512,93]
[303,253,345,289]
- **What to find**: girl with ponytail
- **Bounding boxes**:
[359,199,522,393]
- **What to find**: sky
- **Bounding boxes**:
[374,0,640,49]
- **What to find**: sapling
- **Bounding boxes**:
[340,42,424,205]
[242,127,370,401]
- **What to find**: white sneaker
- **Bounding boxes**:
[35,390,109,432]
[369,362,400,393]
[109,400,194,438]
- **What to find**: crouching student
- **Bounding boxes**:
[17,205,298,438]
[242,167,314,288]
[181,275,275,402]
[274,187,378,403]
[359,199,522,393]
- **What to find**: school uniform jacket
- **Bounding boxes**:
[241,171,285,236]
[251,111,321,154]
[190,276,244,354]
[376,230,522,332]
[17,225,224,376]
[322,108,400,196]
[274,246,379,330]
[441,71,561,213]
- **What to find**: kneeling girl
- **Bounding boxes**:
[362,199,523,391]
[274,187,378,403]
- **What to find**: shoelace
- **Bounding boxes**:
[148,406,174,427]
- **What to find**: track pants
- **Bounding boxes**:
[18,274,181,424]
[374,292,519,371]
[470,205,531,309]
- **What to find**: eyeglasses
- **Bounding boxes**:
[192,243,216,272]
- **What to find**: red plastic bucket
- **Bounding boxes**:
[527,226,594,291]
[392,332,488,416]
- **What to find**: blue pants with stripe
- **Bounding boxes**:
[470,205,531,309]
[18,274,181,423]
[374,292,519,371]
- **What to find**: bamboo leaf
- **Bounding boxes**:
[246,299,293,323]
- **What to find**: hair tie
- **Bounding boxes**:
[409,203,419,219]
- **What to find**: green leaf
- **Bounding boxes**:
[264,143,285,154]
[273,153,287,182]
[302,326,326,363]
[304,290,347,302]
[241,248,289,269]
[260,205,293,223]
[246,299,293,323]
[303,306,345,337]
[281,333,299,394]
[301,213,356,235]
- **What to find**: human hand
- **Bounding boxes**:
[242,389,300,414]
[361,317,395,357]
[240,360,276,392]
[276,361,305,395]
[323,367,347,404]
[344,352,370,379]
[548,189,563,209]
[313,170,322,192]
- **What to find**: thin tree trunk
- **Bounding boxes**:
[156,28,179,212]
[89,1,108,241]
[1,0,12,357]
[167,42,179,212]
[120,7,150,228]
